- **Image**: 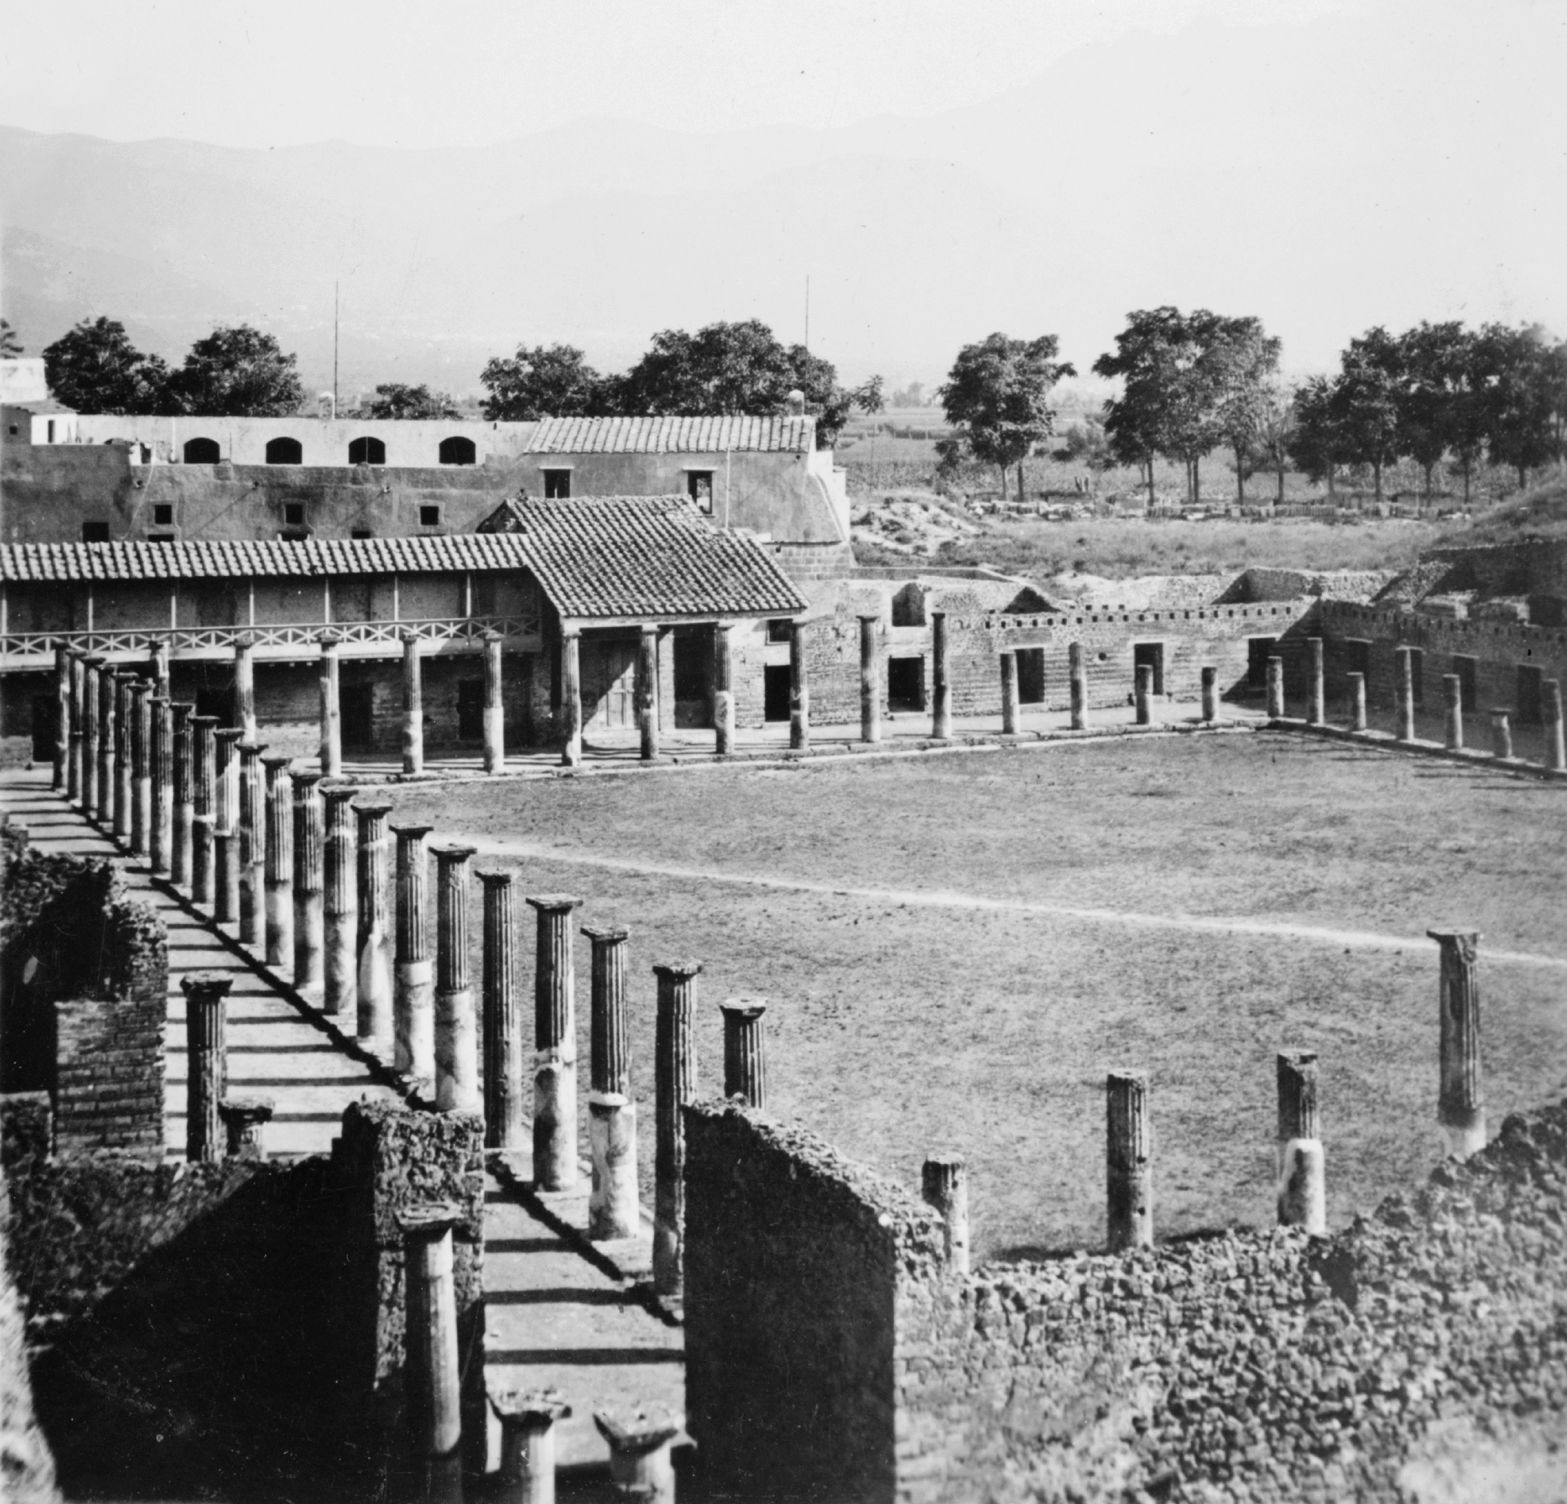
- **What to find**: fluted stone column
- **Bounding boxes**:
[219,1095,275,1160]
[66,651,85,803]
[1429,928,1485,1158]
[1307,636,1325,725]
[637,626,660,761]
[1265,657,1284,720]
[1069,641,1088,731]
[149,697,172,876]
[402,631,425,775]
[1200,664,1218,722]
[190,715,218,905]
[1106,1070,1152,1251]
[858,613,881,744]
[999,650,1019,735]
[594,1409,685,1504]
[356,799,395,1054]
[237,741,265,944]
[721,997,767,1108]
[921,1153,971,1275]
[322,786,359,1018]
[434,844,479,1112]
[233,638,257,739]
[1546,680,1566,773]
[1443,673,1464,750]
[171,703,194,886]
[318,633,342,777]
[129,680,152,858]
[1348,671,1368,732]
[653,959,701,1298]
[52,645,69,791]
[94,661,114,826]
[584,924,637,1240]
[1276,1051,1326,1234]
[113,671,133,841]
[491,1388,572,1504]
[713,623,735,755]
[479,871,523,1151]
[1490,709,1513,760]
[213,728,244,923]
[483,629,505,773]
[1395,646,1416,741]
[262,754,294,967]
[291,768,325,993]
[81,657,103,818]
[394,822,436,1082]
[1135,663,1154,725]
[151,639,171,697]
[560,629,582,768]
[530,894,582,1190]
[399,1203,464,1465]
[182,970,232,1163]
[930,610,952,739]
[789,618,810,752]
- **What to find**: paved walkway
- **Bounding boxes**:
[0,768,683,1477]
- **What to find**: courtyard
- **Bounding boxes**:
[382,729,1567,1263]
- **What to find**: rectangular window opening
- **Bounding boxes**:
[81,522,110,543]
[767,618,792,644]
[152,503,173,525]
[686,470,715,512]
[284,503,305,526]
[887,656,925,712]
[1246,637,1277,691]
[542,469,572,500]
[1132,641,1166,696]
[1451,654,1478,709]
[763,663,791,722]
[1016,647,1045,704]
[1517,664,1544,725]
[420,505,441,527]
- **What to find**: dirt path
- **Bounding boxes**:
[468,835,1567,972]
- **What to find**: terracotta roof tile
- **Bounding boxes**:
[526,415,812,455]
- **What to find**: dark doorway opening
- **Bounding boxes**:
[348,437,386,466]
[1133,641,1165,695]
[764,664,790,722]
[672,628,714,729]
[341,684,374,749]
[542,468,571,499]
[30,697,57,762]
[457,679,484,741]
[887,656,924,712]
[1246,637,1277,692]
[583,636,638,731]
[1016,648,1045,704]
[265,437,303,465]
[1518,664,1544,724]
[1408,648,1426,707]
[1451,654,1477,710]
[439,436,476,466]
[183,436,221,464]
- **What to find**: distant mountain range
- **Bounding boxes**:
[3,9,1561,398]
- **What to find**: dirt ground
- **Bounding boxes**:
[386,733,1567,1263]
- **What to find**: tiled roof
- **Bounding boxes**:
[0,500,807,621]
[496,496,807,619]
[526,415,813,455]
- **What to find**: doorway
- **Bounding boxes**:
[457,679,484,741]
[887,656,924,712]
[1246,637,1276,693]
[341,684,374,750]
[583,636,638,731]
[673,628,714,729]
[30,697,57,762]
[1133,641,1165,695]
[764,664,790,722]
[1015,648,1045,705]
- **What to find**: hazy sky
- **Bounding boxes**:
[7,0,1368,147]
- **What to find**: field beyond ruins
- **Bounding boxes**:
[387,732,1567,1262]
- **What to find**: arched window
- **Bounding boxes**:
[348,436,386,465]
[183,436,221,463]
[265,436,303,465]
[438,435,476,466]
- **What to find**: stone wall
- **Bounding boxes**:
[0,828,166,1159]
[683,1095,1567,1503]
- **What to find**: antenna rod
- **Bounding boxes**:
[333,282,340,414]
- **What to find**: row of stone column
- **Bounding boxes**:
[1272,638,1567,773]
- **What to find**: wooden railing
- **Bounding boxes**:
[0,613,542,669]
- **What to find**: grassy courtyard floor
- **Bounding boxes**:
[385,732,1567,1262]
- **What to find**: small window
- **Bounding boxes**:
[348,436,386,465]
[7,423,18,436]
[265,436,303,465]
[420,505,441,527]
[767,619,792,643]
[439,435,477,466]
[284,503,305,526]
[542,468,571,499]
[152,504,173,525]
[687,470,715,511]
[147,534,174,544]
[81,522,110,543]
[183,436,220,463]
[46,419,55,442]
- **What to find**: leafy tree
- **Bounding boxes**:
[479,343,609,421]
[174,325,304,417]
[1204,313,1283,504]
[357,383,462,420]
[1286,376,1348,496]
[938,333,1075,504]
[1479,323,1561,490]
[889,380,926,407]
[1051,417,1112,470]
[42,317,175,414]
[1244,377,1297,506]
[1328,329,1403,504]
[0,319,21,356]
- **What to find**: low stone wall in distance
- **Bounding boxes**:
[683,1096,1567,1504]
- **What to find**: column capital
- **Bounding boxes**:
[170,700,195,718]
[476,867,514,890]
[653,959,703,982]
[401,627,423,645]
[489,1386,572,1428]
[431,842,477,870]
[318,630,343,648]
[857,610,882,624]
[593,1406,685,1456]
[149,695,171,709]
[395,1200,462,1239]
[82,653,107,667]
[390,820,436,840]
[215,726,246,745]
[238,740,266,757]
[180,969,233,1002]
[720,996,768,1023]
[481,627,503,642]
[218,1094,275,1129]
[260,752,294,771]
[526,893,582,915]
[290,767,324,789]
[353,797,394,819]
[582,923,629,944]
[322,784,358,804]
[1426,926,1482,945]
[190,712,219,728]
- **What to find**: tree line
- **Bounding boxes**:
[935,313,1567,508]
